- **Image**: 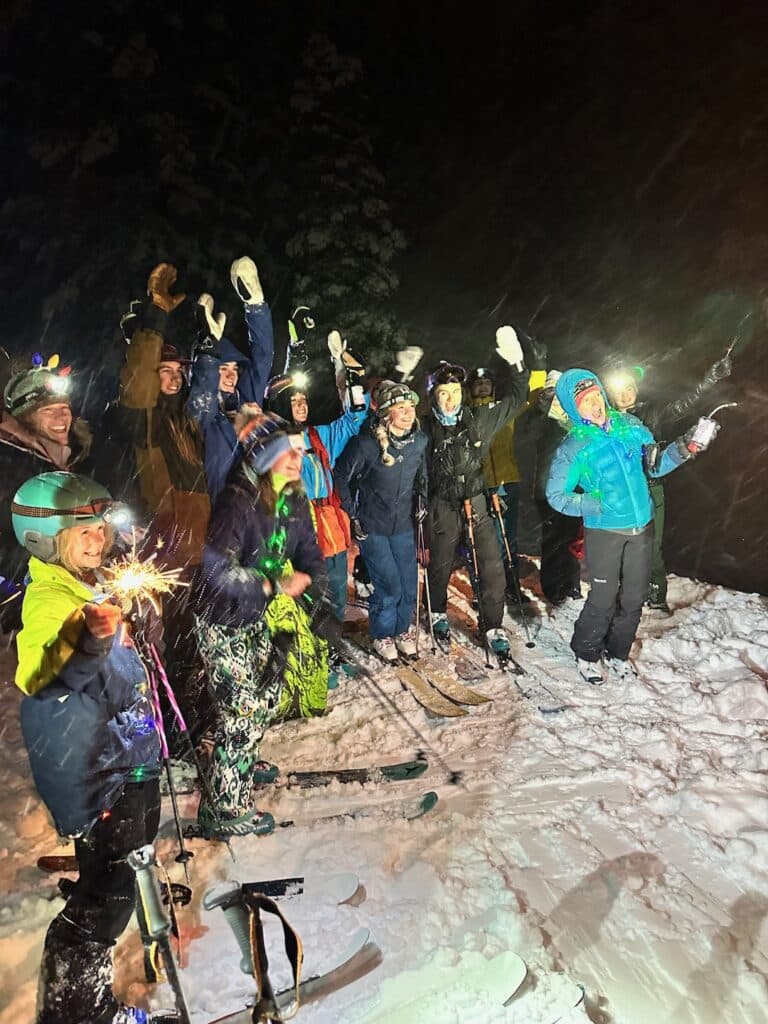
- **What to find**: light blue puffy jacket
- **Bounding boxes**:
[546,368,686,531]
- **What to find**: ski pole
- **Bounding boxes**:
[142,651,193,881]
[417,520,437,654]
[461,499,492,668]
[128,845,192,1024]
[488,491,535,649]
[414,542,422,658]
[147,639,236,864]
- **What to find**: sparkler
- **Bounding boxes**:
[99,534,188,617]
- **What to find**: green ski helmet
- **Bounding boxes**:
[11,472,128,563]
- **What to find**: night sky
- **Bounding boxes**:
[1,0,766,592]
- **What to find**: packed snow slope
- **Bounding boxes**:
[1,572,767,1023]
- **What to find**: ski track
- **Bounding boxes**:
[1,574,767,1022]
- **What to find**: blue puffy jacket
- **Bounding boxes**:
[334,420,428,536]
[187,303,275,502]
[302,398,370,501]
[546,368,687,531]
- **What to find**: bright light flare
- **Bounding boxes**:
[100,539,187,617]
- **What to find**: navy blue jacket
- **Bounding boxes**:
[334,422,428,536]
[187,303,275,503]
[198,469,327,628]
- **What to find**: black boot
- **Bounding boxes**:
[37,917,117,1024]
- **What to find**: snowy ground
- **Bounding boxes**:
[1,571,767,1023]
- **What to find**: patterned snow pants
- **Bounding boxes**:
[195,617,280,817]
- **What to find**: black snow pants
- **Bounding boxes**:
[37,779,161,1024]
[427,494,506,630]
[536,500,582,603]
[571,524,653,663]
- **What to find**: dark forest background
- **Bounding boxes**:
[1,0,766,593]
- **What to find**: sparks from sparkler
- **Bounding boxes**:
[99,532,188,616]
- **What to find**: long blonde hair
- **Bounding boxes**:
[55,523,114,576]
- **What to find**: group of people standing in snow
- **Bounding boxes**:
[0,256,731,1024]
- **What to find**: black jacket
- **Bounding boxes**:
[424,367,530,506]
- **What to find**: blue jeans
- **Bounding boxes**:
[325,551,348,622]
[360,531,418,639]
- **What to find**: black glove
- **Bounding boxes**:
[519,330,548,371]
[290,305,316,343]
[643,443,661,474]
[703,355,732,388]
[351,518,368,542]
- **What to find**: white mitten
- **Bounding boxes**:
[197,294,226,341]
[230,257,264,305]
[395,345,424,383]
[495,325,524,369]
[327,330,346,359]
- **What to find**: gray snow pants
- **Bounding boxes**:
[571,524,654,662]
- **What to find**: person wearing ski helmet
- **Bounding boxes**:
[1,354,96,630]
[335,380,428,661]
[529,369,582,604]
[423,327,530,662]
[187,256,276,503]
[264,330,369,622]
[546,369,718,684]
[603,354,732,612]
[195,412,329,838]
[12,472,164,1024]
[467,338,548,605]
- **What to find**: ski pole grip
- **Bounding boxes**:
[203,881,253,975]
[127,845,171,940]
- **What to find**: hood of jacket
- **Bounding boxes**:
[555,368,610,426]
[210,337,249,364]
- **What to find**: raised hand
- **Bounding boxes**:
[196,294,226,351]
[147,263,186,313]
[230,257,264,306]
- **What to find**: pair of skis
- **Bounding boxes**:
[343,633,493,719]
[438,599,574,716]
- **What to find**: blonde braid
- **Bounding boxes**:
[374,420,396,466]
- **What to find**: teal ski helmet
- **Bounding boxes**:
[11,472,127,563]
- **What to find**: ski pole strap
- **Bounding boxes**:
[243,891,303,1021]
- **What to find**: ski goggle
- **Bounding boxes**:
[11,498,130,524]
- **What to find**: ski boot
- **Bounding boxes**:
[197,805,275,838]
[372,636,398,662]
[431,613,451,651]
[576,658,603,685]
[603,656,636,681]
[395,626,418,659]
[486,627,511,666]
